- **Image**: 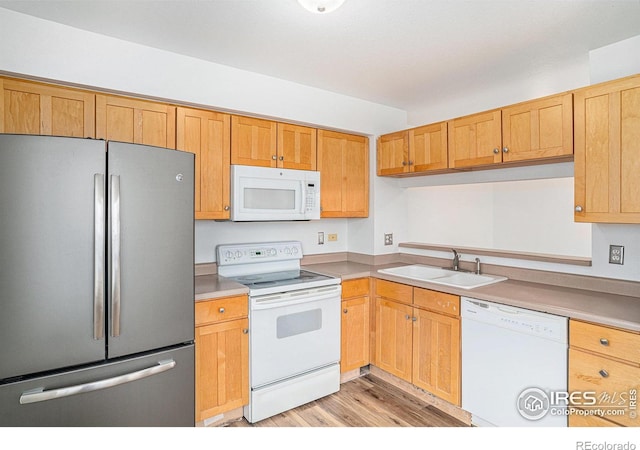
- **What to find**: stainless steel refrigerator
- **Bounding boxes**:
[0,134,195,426]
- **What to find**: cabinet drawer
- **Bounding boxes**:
[570,320,640,364]
[569,411,622,427]
[195,295,248,326]
[342,278,369,299]
[374,279,412,305]
[569,348,640,427]
[413,288,460,316]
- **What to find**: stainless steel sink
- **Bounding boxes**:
[377,264,507,290]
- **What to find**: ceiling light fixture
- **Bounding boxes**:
[297,0,346,14]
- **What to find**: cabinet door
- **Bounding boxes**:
[409,122,448,172]
[0,77,95,138]
[502,93,573,163]
[96,94,176,148]
[341,296,370,373]
[412,308,460,405]
[373,298,413,382]
[230,115,277,167]
[277,123,316,170]
[195,318,249,422]
[448,110,502,168]
[377,130,409,175]
[177,107,231,220]
[318,130,369,218]
[574,75,640,223]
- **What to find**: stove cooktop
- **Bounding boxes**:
[228,269,339,296]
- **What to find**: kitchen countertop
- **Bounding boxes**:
[195,260,640,332]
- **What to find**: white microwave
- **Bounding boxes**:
[230,165,321,221]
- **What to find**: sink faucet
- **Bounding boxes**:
[451,249,460,271]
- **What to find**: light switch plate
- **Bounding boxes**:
[609,245,624,265]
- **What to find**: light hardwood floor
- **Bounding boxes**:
[226,374,468,427]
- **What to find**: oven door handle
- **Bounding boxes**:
[252,286,341,310]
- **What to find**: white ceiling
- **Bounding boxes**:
[1,0,639,111]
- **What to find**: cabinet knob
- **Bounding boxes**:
[599,338,609,346]
[243,329,249,334]
[493,148,500,154]
[412,316,417,322]
[405,314,411,320]
[219,307,225,313]
[502,147,509,153]
[408,160,414,165]
[224,205,230,211]
[272,155,277,160]
[279,156,284,161]
[575,205,583,212]
[599,369,609,378]
[343,308,348,314]
[402,161,407,166]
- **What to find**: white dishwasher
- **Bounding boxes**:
[461,297,568,427]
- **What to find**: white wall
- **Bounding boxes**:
[0,8,407,263]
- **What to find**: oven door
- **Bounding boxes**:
[249,285,341,388]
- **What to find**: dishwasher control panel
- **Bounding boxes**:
[461,297,568,344]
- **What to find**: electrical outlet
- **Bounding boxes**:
[328,233,338,242]
[384,233,393,246]
[318,232,324,245]
[609,245,624,265]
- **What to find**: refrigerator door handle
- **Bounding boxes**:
[19,359,176,405]
[110,174,122,337]
[94,174,105,340]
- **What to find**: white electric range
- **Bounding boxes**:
[217,241,342,423]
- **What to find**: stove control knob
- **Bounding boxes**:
[292,247,299,255]
[225,251,233,259]
[284,247,291,255]
[269,248,277,256]
[235,250,243,259]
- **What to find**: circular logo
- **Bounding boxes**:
[517,387,550,420]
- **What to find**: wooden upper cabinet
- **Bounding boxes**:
[377,123,448,176]
[377,130,408,175]
[96,94,176,148]
[231,115,277,167]
[448,109,502,168]
[176,107,231,220]
[277,123,317,170]
[574,75,640,224]
[410,122,448,172]
[317,130,369,218]
[502,93,573,163]
[0,77,95,138]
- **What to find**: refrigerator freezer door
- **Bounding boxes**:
[107,142,194,358]
[0,135,106,380]
[0,344,194,426]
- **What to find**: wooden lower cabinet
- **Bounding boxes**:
[340,278,370,373]
[374,298,413,380]
[195,295,249,423]
[568,319,640,427]
[412,308,460,405]
[373,280,461,406]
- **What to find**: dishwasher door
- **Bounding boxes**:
[461,297,568,427]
